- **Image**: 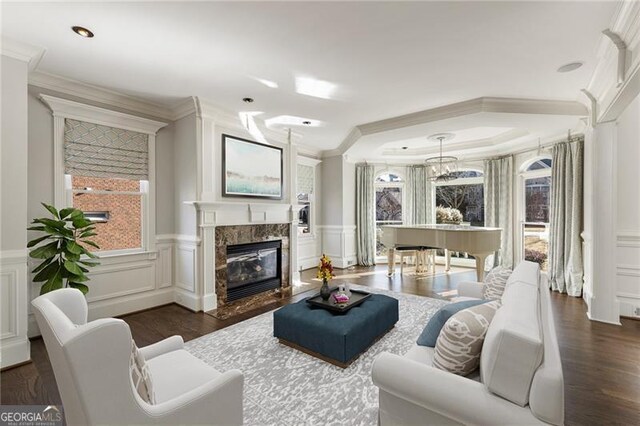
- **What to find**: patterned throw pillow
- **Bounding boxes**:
[130,342,155,404]
[416,299,488,347]
[432,300,501,376]
[482,266,512,300]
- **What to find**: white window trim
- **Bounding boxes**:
[516,155,552,265]
[40,94,167,257]
[297,156,321,239]
[432,170,485,267]
[375,171,406,263]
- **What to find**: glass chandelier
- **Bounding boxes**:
[425,133,458,182]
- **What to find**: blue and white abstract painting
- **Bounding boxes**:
[223,135,282,198]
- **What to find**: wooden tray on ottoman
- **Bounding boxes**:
[306,289,371,313]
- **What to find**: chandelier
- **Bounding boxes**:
[425,133,458,182]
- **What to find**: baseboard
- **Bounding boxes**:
[331,255,357,269]
[0,337,30,369]
[174,287,201,311]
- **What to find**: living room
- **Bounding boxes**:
[1,1,639,425]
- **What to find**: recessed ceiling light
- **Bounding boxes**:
[302,121,311,125]
[557,62,583,73]
[72,26,94,38]
[242,97,254,103]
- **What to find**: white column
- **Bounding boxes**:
[586,122,621,324]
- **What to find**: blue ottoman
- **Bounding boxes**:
[273,294,399,367]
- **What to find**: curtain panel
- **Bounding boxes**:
[356,164,376,266]
[484,156,514,269]
[549,140,584,296]
[406,165,433,225]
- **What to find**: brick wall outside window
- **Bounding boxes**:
[72,176,142,251]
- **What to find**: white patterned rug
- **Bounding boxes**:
[185,286,448,425]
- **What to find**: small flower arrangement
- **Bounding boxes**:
[436,206,463,224]
[316,254,335,282]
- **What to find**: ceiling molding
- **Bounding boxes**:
[325,127,362,158]
[586,1,640,121]
[1,37,46,71]
[29,71,176,121]
[330,97,587,157]
[39,94,168,134]
[380,128,529,157]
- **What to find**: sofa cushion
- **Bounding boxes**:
[432,300,501,376]
[481,280,544,407]
[506,260,539,289]
[416,299,488,347]
[482,266,512,300]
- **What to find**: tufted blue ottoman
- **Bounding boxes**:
[273,293,399,367]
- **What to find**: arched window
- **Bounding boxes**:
[375,171,404,256]
[521,156,552,270]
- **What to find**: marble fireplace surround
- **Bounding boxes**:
[189,201,301,319]
[213,224,291,318]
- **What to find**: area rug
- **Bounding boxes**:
[185,285,448,425]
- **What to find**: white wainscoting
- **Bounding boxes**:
[298,233,322,271]
[319,225,357,269]
[27,237,175,338]
[617,231,640,318]
[0,250,30,368]
[172,234,201,312]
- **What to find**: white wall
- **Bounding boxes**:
[319,155,356,268]
[0,55,30,367]
[614,94,640,318]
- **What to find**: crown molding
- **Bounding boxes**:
[29,71,176,121]
[586,1,640,121]
[1,37,45,71]
[329,97,586,157]
[195,96,304,146]
[380,128,529,157]
[39,94,168,134]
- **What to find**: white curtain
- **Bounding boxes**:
[484,156,514,269]
[406,165,432,225]
[356,164,376,266]
[549,140,584,296]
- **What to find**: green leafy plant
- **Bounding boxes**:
[27,203,100,295]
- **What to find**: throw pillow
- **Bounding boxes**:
[482,266,512,300]
[130,342,155,404]
[416,299,488,347]
[432,300,501,376]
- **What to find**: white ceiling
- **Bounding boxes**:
[1,1,619,152]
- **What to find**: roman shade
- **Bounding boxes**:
[64,118,149,180]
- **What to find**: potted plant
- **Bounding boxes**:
[435,206,463,225]
[316,254,335,301]
[27,203,100,295]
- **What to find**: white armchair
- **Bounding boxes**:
[32,288,243,425]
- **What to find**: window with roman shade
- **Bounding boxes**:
[64,119,149,253]
[64,118,149,180]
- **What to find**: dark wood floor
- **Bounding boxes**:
[2,265,639,425]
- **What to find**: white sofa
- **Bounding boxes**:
[32,288,244,425]
[372,261,564,425]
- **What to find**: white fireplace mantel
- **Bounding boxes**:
[179,200,303,313]
[187,200,302,228]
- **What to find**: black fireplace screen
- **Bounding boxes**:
[226,240,282,301]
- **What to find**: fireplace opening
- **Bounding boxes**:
[226,240,282,302]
